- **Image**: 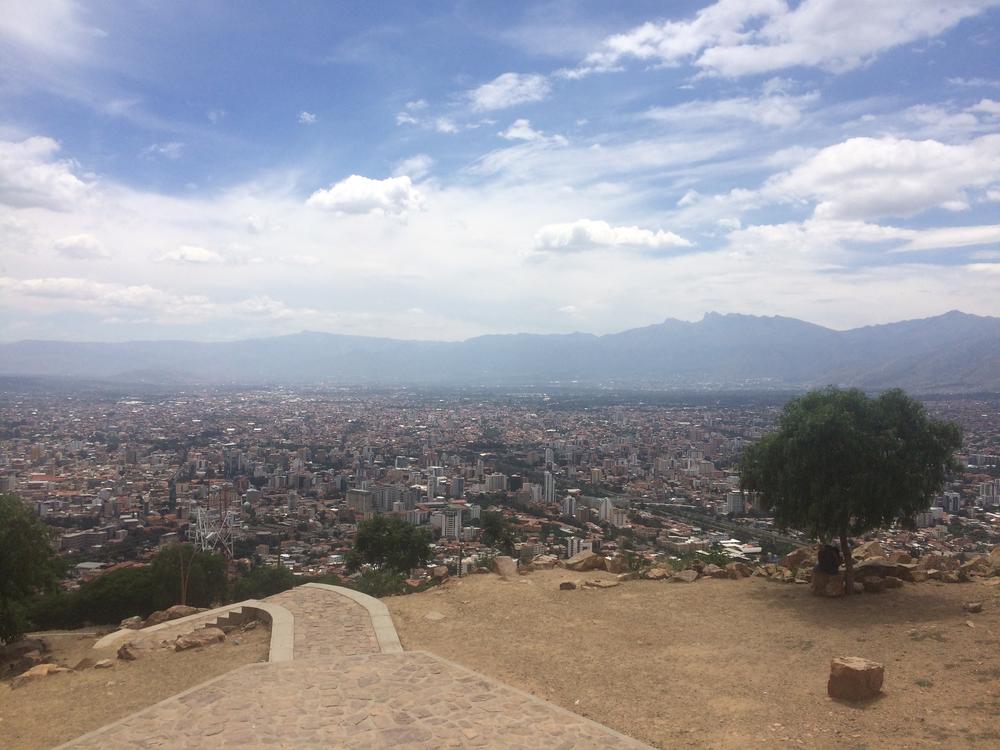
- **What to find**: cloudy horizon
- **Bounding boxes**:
[2,1,1000,342]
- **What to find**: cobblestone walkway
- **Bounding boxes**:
[60,652,650,749]
[265,586,380,658]
[58,585,652,749]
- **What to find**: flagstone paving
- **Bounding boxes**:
[58,585,652,749]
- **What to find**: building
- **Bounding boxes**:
[598,497,613,523]
[543,471,554,504]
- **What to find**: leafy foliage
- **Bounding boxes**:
[740,388,961,590]
[232,565,297,600]
[0,494,60,643]
[345,516,431,573]
[479,511,515,554]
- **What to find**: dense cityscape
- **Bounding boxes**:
[4,384,998,589]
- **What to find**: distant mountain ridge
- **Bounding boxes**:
[2,311,999,392]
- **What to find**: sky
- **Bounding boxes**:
[1,0,999,343]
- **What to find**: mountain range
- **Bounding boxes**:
[2,311,999,392]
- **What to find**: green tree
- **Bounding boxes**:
[148,544,228,608]
[480,511,515,555]
[739,388,961,593]
[0,494,60,643]
[346,516,431,573]
[232,565,297,600]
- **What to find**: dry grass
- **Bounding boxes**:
[0,625,270,750]
[388,570,1000,750]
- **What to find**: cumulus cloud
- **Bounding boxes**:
[434,117,458,134]
[571,0,995,78]
[157,244,225,264]
[142,141,184,160]
[306,175,422,215]
[535,219,692,252]
[0,136,90,209]
[498,119,567,144]
[52,233,109,259]
[763,134,1000,220]
[298,111,317,125]
[470,72,551,111]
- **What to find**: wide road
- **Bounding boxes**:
[641,502,804,549]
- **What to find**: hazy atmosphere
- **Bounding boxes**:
[2,0,1000,342]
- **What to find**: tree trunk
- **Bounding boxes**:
[839,531,854,596]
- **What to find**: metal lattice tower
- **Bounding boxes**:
[188,503,238,558]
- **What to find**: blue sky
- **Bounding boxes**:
[1,0,999,342]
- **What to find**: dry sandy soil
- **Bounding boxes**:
[388,570,1000,750]
[0,625,270,750]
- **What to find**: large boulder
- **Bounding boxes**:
[828,657,884,701]
[811,571,844,597]
[644,568,670,580]
[853,541,884,560]
[990,545,1000,573]
[779,548,811,570]
[670,569,699,583]
[604,556,629,574]
[143,605,203,628]
[559,581,577,590]
[10,663,71,689]
[119,616,144,630]
[960,556,991,577]
[563,551,606,572]
[888,551,913,564]
[528,554,558,571]
[726,562,751,578]
[174,627,226,651]
[491,556,518,578]
[702,563,728,579]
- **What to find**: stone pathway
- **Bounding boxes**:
[58,585,652,749]
[265,586,380,658]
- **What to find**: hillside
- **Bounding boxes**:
[387,569,1000,750]
[1,311,999,391]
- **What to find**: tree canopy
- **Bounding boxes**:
[0,494,61,643]
[739,388,961,591]
[479,511,515,554]
[346,516,431,573]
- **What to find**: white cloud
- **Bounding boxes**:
[0,0,103,61]
[396,111,419,126]
[498,119,568,145]
[572,0,996,78]
[298,111,318,125]
[763,135,1000,220]
[535,219,692,252]
[470,73,551,111]
[142,141,184,160]
[393,154,434,180]
[157,245,225,264]
[305,174,422,215]
[643,91,819,128]
[970,98,1000,115]
[0,136,90,209]
[434,117,458,134]
[52,233,109,259]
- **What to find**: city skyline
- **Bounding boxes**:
[2,1,1000,342]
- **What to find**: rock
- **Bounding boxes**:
[671,569,699,583]
[941,571,961,584]
[583,579,620,589]
[617,572,640,581]
[241,620,258,631]
[726,562,751,578]
[990,545,1000,573]
[779,548,811,570]
[795,567,812,583]
[702,563,728,579]
[963,601,983,614]
[559,581,577,590]
[910,569,929,583]
[173,627,226,651]
[981,577,1000,587]
[882,576,903,589]
[10,663,71,689]
[777,566,796,583]
[888,551,913,564]
[528,554,558,570]
[94,659,114,669]
[604,556,629,574]
[119,616,144,630]
[828,657,884,701]
[960,557,990,576]
[117,644,138,661]
[644,568,670,580]
[812,571,844,597]
[491,555,518,578]
[563,551,606,572]
[852,582,865,594]
[751,566,769,577]
[72,657,96,671]
[143,604,203,628]
[430,565,449,580]
[853,541,884,560]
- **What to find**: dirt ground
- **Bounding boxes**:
[388,570,1000,750]
[0,624,270,750]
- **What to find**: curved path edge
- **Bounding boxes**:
[299,582,403,653]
